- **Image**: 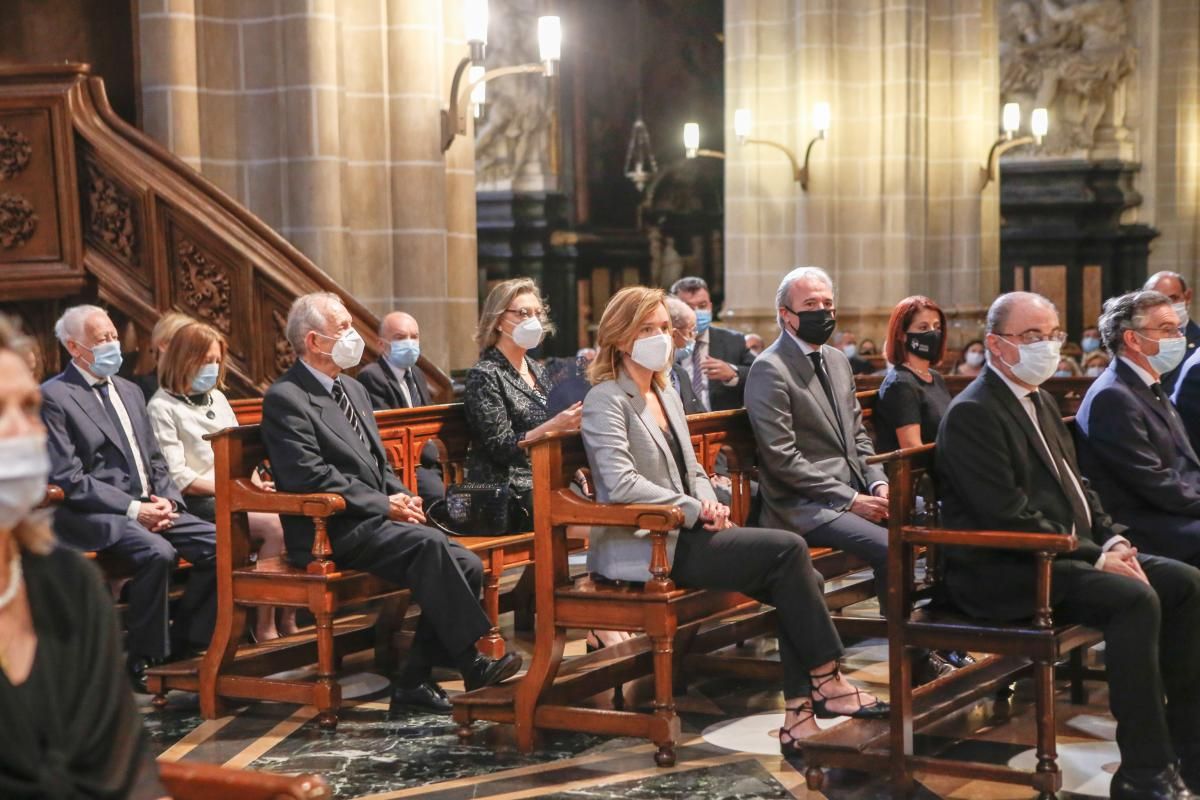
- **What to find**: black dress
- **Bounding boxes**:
[462,346,552,511]
[874,365,952,453]
[0,546,164,799]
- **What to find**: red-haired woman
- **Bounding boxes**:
[874,296,952,453]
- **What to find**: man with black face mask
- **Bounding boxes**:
[745,268,892,609]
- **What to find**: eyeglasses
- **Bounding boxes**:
[995,330,1067,345]
[506,307,543,320]
[1135,325,1184,337]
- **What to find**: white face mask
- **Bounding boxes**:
[1085,365,1104,377]
[0,433,50,529]
[630,333,674,372]
[965,351,984,368]
[1140,333,1187,376]
[509,317,544,350]
[999,339,1062,387]
[1173,302,1190,328]
[316,328,365,369]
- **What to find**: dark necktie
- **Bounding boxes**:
[95,381,144,497]
[332,380,372,455]
[403,369,422,407]
[1028,391,1092,541]
[809,351,846,446]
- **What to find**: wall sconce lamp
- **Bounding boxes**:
[980,102,1047,190]
[732,103,829,191]
[441,2,560,152]
[683,122,725,160]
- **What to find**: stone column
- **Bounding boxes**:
[724,0,999,347]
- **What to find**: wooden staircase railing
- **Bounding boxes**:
[0,63,451,399]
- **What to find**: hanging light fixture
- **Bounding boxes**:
[622,0,658,192]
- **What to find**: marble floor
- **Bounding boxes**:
[141,597,1120,799]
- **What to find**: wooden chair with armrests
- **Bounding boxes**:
[158,761,329,800]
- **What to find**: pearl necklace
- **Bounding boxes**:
[0,546,22,611]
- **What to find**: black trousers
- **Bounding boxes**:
[335,521,491,672]
[670,525,843,699]
[806,511,888,610]
[84,513,217,659]
[1048,554,1200,771]
[1116,510,1200,568]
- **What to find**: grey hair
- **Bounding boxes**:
[669,276,708,296]
[286,292,343,355]
[664,295,695,329]
[774,267,834,330]
[1144,271,1188,293]
[985,292,1057,335]
[54,304,108,347]
[1098,290,1173,354]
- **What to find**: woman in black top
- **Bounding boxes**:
[0,316,165,799]
[875,295,953,453]
[463,278,583,516]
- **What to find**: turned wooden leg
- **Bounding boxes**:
[151,693,169,710]
[651,633,677,767]
[313,611,342,732]
[805,766,825,791]
[1033,660,1061,796]
[478,553,505,659]
[654,744,675,767]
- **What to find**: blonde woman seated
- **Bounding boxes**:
[147,322,297,642]
[581,286,887,756]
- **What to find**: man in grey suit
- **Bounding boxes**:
[41,305,217,691]
[356,310,445,507]
[665,296,707,414]
[260,293,520,715]
[745,267,890,602]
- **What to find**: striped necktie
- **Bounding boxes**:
[332,380,370,451]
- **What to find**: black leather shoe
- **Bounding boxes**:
[126,655,163,694]
[913,652,955,686]
[462,652,523,692]
[1111,766,1194,800]
[941,650,976,669]
[388,680,452,715]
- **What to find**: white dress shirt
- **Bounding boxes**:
[147,388,238,491]
[73,362,151,520]
[385,360,414,406]
[1118,355,1157,389]
[301,359,336,394]
[987,359,1128,564]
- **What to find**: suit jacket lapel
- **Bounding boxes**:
[294,364,379,475]
[983,368,1062,484]
[618,371,684,492]
[62,367,126,452]
[113,378,154,467]
[1115,360,1200,469]
[778,335,843,440]
[376,357,408,408]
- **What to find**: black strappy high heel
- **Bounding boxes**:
[810,666,890,720]
[779,701,816,757]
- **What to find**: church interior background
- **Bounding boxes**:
[2,0,1199,797]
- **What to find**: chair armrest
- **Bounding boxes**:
[159,760,330,800]
[548,487,686,532]
[228,478,345,518]
[902,525,1078,553]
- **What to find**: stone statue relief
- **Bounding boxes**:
[474,0,553,192]
[1000,0,1136,158]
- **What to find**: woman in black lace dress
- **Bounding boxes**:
[463,278,583,516]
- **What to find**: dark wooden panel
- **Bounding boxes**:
[0,109,60,261]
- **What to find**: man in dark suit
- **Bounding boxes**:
[357,311,444,506]
[938,290,1200,799]
[665,296,707,414]
[260,293,520,715]
[41,305,217,691]
[1145,271,1200,393]
[1173,346,1200,457]
[670,276,756,411]
[1076,290,1200,567]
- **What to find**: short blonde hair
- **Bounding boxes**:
[0,314,54,555]
[151,311,195,352]
[159,322,228,395]
[474,278,555,353]
[589,286,669,390]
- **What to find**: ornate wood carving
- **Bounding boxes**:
[0,124,32,181]
[270,306,296,375]
[175,238,233,334]
[0,193,37,249]
[83,161,137,264]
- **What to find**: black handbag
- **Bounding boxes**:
[426,483,531,537]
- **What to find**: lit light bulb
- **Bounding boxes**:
[469,65,486,118]
[1030,107,1048,143]
[464,0,488,62]
[812,101,831,137]
[683,122,700,158]
[1002,102,1020,137]
[538,16,561,74]
[734,108,752,142]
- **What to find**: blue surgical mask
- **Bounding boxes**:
[1081,336,1100,353]
[842,344,858,359]
[1143,334,1187,376]
[88,340,123,378]
[191,363,220,394]
[675,341,695,362]
[1053,370,1072,378]
[694,309,712,336]
[386,339,420,369]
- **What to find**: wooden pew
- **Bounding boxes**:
[148,403,581,730]
[159,761,330,800]
[452,409,881,766]
[801,429,1104,797]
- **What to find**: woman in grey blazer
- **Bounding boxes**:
[581,286,888,757]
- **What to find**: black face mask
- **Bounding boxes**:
[906,329,942,359]
[787,308,836,346]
